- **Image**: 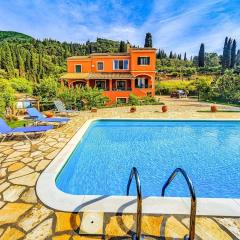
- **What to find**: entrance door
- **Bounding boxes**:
[116,81,126,91]
[96,80,106,90]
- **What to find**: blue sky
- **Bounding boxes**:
[0,0,239,56]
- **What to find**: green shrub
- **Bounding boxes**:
[33,77,59,101]
[0,79,15,108]
[10,77,33,94]
[128,94,139,105]
[211,71,240,103]
[155,80,196,95]
[0,95,6,118]
[57,86,109,109]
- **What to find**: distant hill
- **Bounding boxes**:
[0,31,33,42]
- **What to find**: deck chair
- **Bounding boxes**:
[54,100,80,115]
[0,118,53,143]
[26,108,70,126]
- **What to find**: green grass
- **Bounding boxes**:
[7,120,33,128]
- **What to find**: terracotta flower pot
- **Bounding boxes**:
[91,107,97,113]
[211,105,217,112]
[130,107,136,113]
[162,105,168,112]
[45,111,54,118]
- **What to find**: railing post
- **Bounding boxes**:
[127,167,143,240]
[161,168,196,240]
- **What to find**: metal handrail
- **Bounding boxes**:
[161,168,196,240]
[126,167,143,240]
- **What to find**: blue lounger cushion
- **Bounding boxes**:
[27,108,70,122]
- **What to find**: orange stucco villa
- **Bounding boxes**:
[60,47,156,105]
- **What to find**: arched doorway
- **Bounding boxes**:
[134,75,152,89]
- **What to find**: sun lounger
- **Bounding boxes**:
[26,108,70,126]
[0,118,53,142]
[54,100,80,115]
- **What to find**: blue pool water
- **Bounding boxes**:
[56,120,240,198]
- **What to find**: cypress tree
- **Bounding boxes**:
[3,42,15,77]
[198,43,205,67]
[144,32,152,48]
[226,38,232,68]
[17,48,25,77]
[230,39,237,68]
[184,52,187,61]
[169,51,173,58]
[119,41,126,52]
[222,37,228,69]
[156,49,160,59]
[38,53,44,80]
[236,50,240,66]
[25,51,31,72]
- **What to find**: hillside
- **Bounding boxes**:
[0,32,125,82]
[0,31,34,42]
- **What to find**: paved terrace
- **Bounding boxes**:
[0,96,240,240]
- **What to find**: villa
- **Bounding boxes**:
[60,47,156,105]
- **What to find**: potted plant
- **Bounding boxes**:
[91,107,97,113]
[162,105,168,112]
[130,106,136,113]
[211,105,217,112]
[44,111,54,118]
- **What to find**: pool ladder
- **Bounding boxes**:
[126,167,197,240]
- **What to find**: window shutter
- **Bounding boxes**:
[137,57,140,65]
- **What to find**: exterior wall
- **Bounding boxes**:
[67,59,91,73]
[65,48,156,104]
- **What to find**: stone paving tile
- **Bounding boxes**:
[105,215,134,237]
[7,162,25,172]
[0,202,32,225]
[0,226,24,240]
[24,217,53,240]
[0,97,239,239]
[142,215,163,236]
[9,172,39,186]
[2,185,26,202]
[18,203,53,231]
[8,166,34,179]
[182,217,233,240]
[20,187,38,203]
[55,212,80,232]
[164,216,189,239]
[0,182,10,193]
[214,217,240,239]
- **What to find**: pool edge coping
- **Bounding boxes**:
[36,118,240,216]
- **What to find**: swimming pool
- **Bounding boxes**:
[56,119,240,198]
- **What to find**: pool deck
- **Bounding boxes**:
[0,96,240,239]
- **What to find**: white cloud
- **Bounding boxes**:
[0,0,238,56]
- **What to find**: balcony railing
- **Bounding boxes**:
[112,88,132,91]
[100,87,153,92]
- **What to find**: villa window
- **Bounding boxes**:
[113,60,129,70]
[97,62,104,71]
[137,57,150,65]
[117,98,127,104]
[95,80,106,90]
[75,65,82,73]
[135,78,148,88]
